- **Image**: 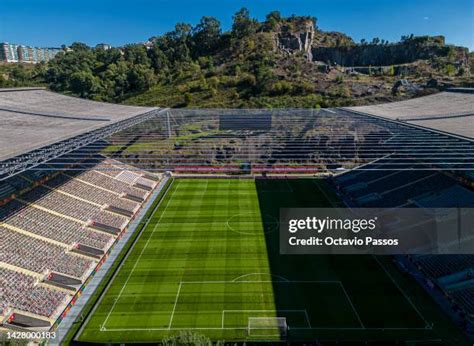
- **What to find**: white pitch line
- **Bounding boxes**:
[101,181,179,329]
[87,179,173,335]
[222,309,310,329]
[99,326,431,332]
[102,327,248,331]
[303,310,312,328]
[339,282,365,329]
[168,282,183,330]
[231,272,290,282]
[284,179,295,193]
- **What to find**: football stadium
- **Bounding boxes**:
[0,87,473,345]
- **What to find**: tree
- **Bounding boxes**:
[270,80,292,95]
[69,71,102,98]
[96,47,122,65]
[208,76,219,89]
[371,37,381,45]
[159,23,193,63]
[173,23,192,50]
[0,74,7,88]
[254,63,275,94]
[401,34,415,43]
[447,47,457,62]
[11,64,30,81]
[127,64,156,91]
[388,65,395,76]
[264,11,282,30]
[162,331,212,346]
[192,16,222,57]
[123,44,151,65]
[70,42,90,51]
[148,45,169,73]
[230,8,259,55]
[231,8,257,40]
[183,92,193,105]
[444,64,456,76]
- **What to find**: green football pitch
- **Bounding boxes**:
[76,178,467,344]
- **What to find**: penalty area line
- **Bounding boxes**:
[338,282,365,329]
[168,282,183,330]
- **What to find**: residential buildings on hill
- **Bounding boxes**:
[0,42,63,63]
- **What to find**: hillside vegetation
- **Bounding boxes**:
[1,9,472,108]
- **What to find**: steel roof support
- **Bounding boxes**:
[0,108,167,181]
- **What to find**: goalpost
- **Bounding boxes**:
[247,317,288,336]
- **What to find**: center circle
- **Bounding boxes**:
[226,212,279,235]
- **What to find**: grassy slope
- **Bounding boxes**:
[120,78,357,109]
[77,179,468,344]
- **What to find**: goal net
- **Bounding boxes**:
[247,317,288,336]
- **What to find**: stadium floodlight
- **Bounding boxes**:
[248,317,288,337]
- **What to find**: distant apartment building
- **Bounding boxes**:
[0,43,19,62]
[0,43,62,63]
[17,45,31,62]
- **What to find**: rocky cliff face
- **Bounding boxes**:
[273,20,469,71]
[311,40,469,67]
[274,20,314,60]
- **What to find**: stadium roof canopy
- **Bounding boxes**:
[0,88,472,178]
[345,89,474,140]
[0,88,161,179]
[0,88,158,161]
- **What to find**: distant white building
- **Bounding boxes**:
[95,43,112,50]
[143,41,154,50]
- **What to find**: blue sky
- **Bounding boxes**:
[1,0,473,50]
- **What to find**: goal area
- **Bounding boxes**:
[247,317,288,336]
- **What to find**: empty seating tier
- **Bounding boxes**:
[45,174,139,213]
[0,226,94,278]
[0,155,161,325]
[1,199,112,250]
[451,287,474,315]
[20,186,128,228]
[115,170,140,185]
[75,171,147,199]
[0,268,68,318]
[415,255,474,279]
